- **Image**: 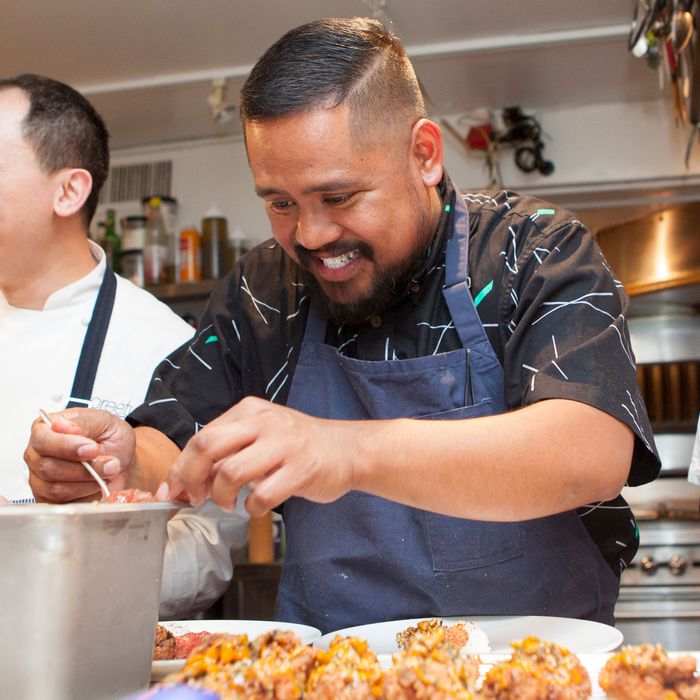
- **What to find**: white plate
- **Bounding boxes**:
[316,615,623,655]
[151,619,321,681]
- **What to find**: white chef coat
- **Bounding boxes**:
[0,241,248,616]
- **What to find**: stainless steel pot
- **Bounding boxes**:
[0,502,172,700]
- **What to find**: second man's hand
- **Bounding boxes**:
[156,396,358,516]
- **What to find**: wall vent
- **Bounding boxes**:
[100,160,173,203]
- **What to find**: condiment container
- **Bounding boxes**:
[247,512,274,563]
[142,195,179,283]
[0,502,172,700]
[201,205,228,279]
[121,215,147,287]
[227,223,248,269]
[144,197,169,286]
[179,226,201,282]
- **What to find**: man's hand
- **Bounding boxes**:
[25,408,136,503]
[158,397,356,516]
[0,495,9,505]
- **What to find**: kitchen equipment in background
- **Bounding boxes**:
[121,215,147,287]
[0,502,172,700]
[227,223,249,269]
[615,514,700,650]
[142,195,179,283]
[596,201,700,650]
[179,226,201,282]
[629,0,697,132]
[144,197,170,285]
[201,205,228,279]
[597,203,700,473]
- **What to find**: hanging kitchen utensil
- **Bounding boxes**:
[685,35,700,166]
[630,0,659,53]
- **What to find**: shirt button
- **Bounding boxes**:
[411,283,420,293]
[370,315,382,328]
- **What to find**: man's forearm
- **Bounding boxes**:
[349,398,634,521]
[127,426,182,494]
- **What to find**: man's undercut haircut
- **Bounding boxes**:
[240,17,427,141]
[0,74,109,225]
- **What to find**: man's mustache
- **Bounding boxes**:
[294,240,374,269]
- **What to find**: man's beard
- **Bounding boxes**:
[293,216,433,326]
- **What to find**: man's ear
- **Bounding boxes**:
[410,118,443,187]
[52,168,93,218]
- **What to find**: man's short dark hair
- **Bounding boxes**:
[240,17,427,140]
[0,74,109,225]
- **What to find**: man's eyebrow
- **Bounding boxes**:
[255,180,357,198]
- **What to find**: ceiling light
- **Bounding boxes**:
[207,78,236,124]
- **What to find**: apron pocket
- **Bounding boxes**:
[419,398,494,421]
[425,512,522,572]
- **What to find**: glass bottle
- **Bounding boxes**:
[120,215,146,287]
[143,197,169,285]
[201,204,228,279]
[103,208,121,274]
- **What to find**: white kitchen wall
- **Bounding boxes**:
[103,97,700,247]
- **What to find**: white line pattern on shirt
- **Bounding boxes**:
[287,295,309,320]
[417,321,456,355]
[149,397,178,406]
[188,346,212,370]
[241,275,280,325]
[532,292,615,325]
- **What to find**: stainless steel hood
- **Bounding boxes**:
[597,203,700,475]
[596,202,700,317]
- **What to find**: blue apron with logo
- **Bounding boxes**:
[278,194,618,633]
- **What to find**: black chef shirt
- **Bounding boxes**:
[130,176,661,575]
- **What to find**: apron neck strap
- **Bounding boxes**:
[442,193,491,350]
[66,265,117,409]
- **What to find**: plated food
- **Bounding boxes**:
[151,620,323,682]
[315,614,621,654]
[154,624,214,661]
[148,620,699,699]
[395,617,488,655]
[384,622,479,699]
[480,636,591,700]
[599,643,700,700]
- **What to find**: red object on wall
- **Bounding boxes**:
[466,123,493,150]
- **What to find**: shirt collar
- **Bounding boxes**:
[415,173,456,284]
[42,240,105,311]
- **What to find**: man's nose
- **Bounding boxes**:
[295,211,342,251]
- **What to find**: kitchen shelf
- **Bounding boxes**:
[146,279,217,302]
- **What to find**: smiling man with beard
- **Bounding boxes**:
[27,18,660,632]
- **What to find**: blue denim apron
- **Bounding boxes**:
[278,194,618,633]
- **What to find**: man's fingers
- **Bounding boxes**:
[29,420,99,465]
[175,422,255,504]
[29,470,102,503]
[45,413,86,435]
[244,466,290,517]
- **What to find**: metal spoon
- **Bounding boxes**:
[38,409,111,499]
[672,9,693,55]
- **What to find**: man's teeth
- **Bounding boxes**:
[321,249,360,269]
